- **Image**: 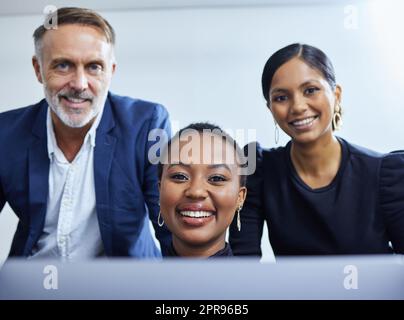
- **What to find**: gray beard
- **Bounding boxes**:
[44,87,107,128]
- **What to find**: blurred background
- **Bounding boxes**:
[1,0,404,263]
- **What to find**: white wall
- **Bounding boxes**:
[1,0,404,262]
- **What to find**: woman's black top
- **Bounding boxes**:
[166,242,233,257]
[229,137,404,256]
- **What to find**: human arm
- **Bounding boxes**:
[143,104,172,255]
[379,151,404,253]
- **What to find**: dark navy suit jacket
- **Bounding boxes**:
[0,92,172,258]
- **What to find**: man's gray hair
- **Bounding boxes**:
[33,7,115,60]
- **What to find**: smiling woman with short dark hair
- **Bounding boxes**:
[158,123,247,257]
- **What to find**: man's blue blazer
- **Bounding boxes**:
[0,92,172,258]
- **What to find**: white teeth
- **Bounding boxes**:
[292,116,316,126]
[66,97,86,103]
[179,211,213,218]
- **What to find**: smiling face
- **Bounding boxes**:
[32,24,116,128]
[268,57,341,144]
[159,132,246,256]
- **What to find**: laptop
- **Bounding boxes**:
[0,255,403,300]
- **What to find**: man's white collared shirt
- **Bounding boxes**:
[30,108,104,260]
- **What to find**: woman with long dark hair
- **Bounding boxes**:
[229,43,404,256]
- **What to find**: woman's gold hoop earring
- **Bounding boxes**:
[332,102,342,130]
[158,212,164,227]
[332,104,342,131]
[332,113,341,131]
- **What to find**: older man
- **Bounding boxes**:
[0,7,171,259]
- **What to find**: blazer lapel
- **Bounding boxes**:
[94,95,116,255]
[25,101,49,256]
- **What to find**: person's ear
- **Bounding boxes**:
[237,186,247,208]
[334,84,342,105]
[32,56,43,84]
[111,62,116,75]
